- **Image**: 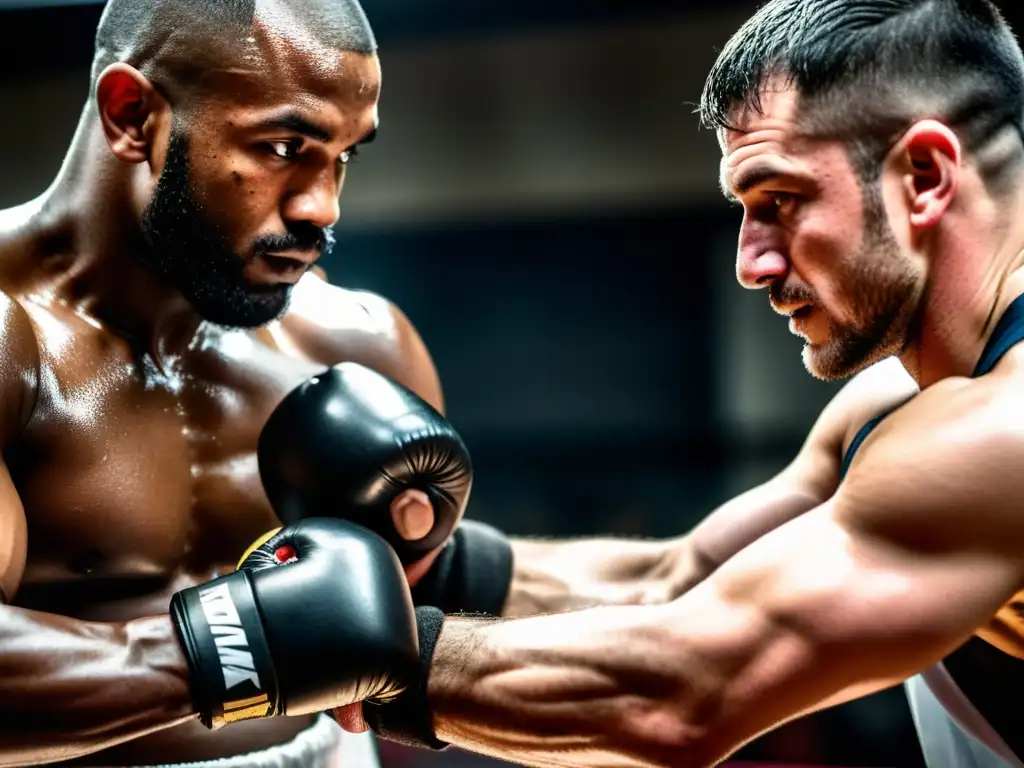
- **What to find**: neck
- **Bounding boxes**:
[899,182,1024,388]
[32,104,203,367]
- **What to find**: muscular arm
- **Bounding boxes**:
[502,360,917,617]
[0,610,193,765]
[423,380,1017,768]
[0,297,194,765]
[502,467,832,617]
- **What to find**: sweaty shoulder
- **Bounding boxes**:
[836,368,1024,569]
[273,274,444,413]
[839,344,1024,483]
[0,290,40,444]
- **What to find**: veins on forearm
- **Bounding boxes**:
[427,608,712,768]
[0,609,194,765]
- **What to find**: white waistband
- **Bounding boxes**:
[101,715,380,768]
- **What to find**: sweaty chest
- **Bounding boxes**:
[11,325,324,590]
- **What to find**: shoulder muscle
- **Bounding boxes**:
[0,292,38,602]
[838,375,1024,566]
[674,382,1024,760]
[277,275,444,413]
[0,292,40,443]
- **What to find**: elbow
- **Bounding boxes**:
[612,701,730,768]
[606,654,732,768]
[611,625,741,766]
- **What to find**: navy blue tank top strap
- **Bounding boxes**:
[973,293,1024,377]
[840,293,1024,480]
[839,411,897,480]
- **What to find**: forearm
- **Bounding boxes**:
[427,603,721,768]
[415,477,977,768]
[504,536,700,617]
[501,472,824,620]
[0,606,194,766]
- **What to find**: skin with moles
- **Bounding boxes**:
[0,22,437,765]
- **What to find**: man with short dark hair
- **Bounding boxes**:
[324,2,1024,766]
[0,2,737,766]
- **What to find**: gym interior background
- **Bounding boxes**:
[5,1,1024,766]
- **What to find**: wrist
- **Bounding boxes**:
[364,606,449,750]
[126,615,198,722]
[411,520,514,616]
[169,571,281,730]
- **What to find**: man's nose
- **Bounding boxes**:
[737,246,788,289]
[283,169,341,231]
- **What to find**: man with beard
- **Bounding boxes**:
[0,0,499,764]
[0,0,435,765]
[294,1,1024,767]
[0,1,758,766]
[12,0,1024,767]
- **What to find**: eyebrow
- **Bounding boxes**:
[720,164,793,202]
[257,112,333,143]
[255,113,379,147]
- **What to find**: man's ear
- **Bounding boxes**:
[95,64,168,164]
[885,119,961,233]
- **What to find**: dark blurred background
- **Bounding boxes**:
[5,1,1024,766]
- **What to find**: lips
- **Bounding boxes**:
[264,249,319,265]
[771,300,813,317]
[263,253,311,271]
[247,253,313,285]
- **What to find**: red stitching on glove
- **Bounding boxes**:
[274,545,297,564]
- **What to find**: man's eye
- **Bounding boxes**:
[770,192,796,212]
[268,141,300,159]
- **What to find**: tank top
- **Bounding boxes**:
[840,295,1024,767]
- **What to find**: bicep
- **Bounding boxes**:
[683,467,827,579]
[686,358,916,582]
[676,502,1019,761]
[682,424,839,581]
[0,466,27,604]
[0,295,38,604]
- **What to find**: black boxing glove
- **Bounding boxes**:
[169,518,420,730]
[410,520,514,616]
[258,363,473,565]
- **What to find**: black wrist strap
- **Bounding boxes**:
[364,606,448,750]
[169,571,280,730]
[411,520,514,616]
